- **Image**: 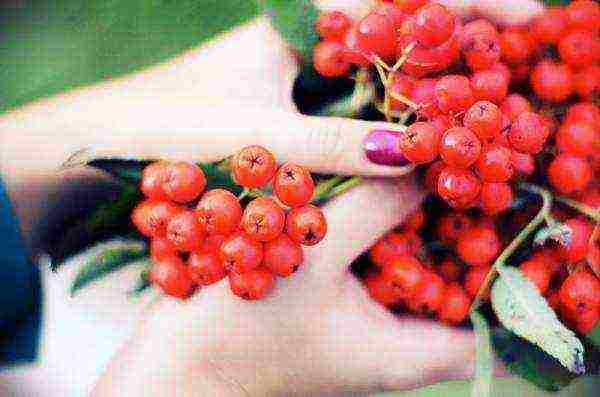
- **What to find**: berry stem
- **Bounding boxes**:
[391,42,416,72]
[238,188,251,200]
[313,175,345,198]
[312,176,363,204]
[556,196,600,222]
[388,91,419,110]
[471,183,553,310]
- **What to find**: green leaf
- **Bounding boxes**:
[470,310,493,397]
[586,322,600,350]
[89,160,147,183]
[200,162,243,195]
[128,266,153,298]
[491,266,586,374]
[259,0,319,61]
[70,240,148,296]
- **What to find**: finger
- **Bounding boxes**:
[440,0,544,25]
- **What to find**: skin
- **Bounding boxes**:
[0,0,542,395]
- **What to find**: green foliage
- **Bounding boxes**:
[587,323,600,350]
[471,310,493,397]
[128,267,153,297]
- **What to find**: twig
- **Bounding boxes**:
[556,196,600,222]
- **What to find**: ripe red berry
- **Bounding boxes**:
[356,12,397,60]
[573,65,600,101]
[476,144,514,182]
[389,73,415,111]
[375,2,409,30]
[273,163,315,208]
[394,0,428,13]
[370,231,423,266]
[464,264,492,300]
[411,78,441,119]
[219,232,264,273]
[435,75,475,114]
[470,69,509,105]
[509,112,550,154]
[437,212,474,245]
[241,197,285,242]
[558,218,593,263]
[404,207,425,232]
[438,282,471,325]
[499,28,534,66]
[460,19,498,46]
[439,258,464,282]
[150,237,178,262]
[530,60,574,103]
[510,150,535,176]
[413,3,455,48]
[565,0,600,32]
[565,102,600,126]
[520,259,552,295]
[342,28,371,67]
[457,226,501,266]
[548,154,592,195]
[316,11,352,40]
[399,122,441,164]
[162,162,206,203]
[500,94,532,121]
[166,210,206,252]
[558,29,599,69]
[399,29,461,78]
[196,189,242,235]
[463,101,503,142]
[556,121,598,157]
[364,273,403,306]
[463,33,501,72]
[424,160,446,191]
[264,234,304,277]
[530,7,569,45]
[232,145,277,189]
[200,233,227,253]
[439,127,482,168]
[382,256,425,296]
[559,269,600,316]
[437,167,481,209]
[132,199,183,238]
[480,182,513,216]
[575,307,600,334]
[229,267,276,300]
[150,255,195,299]
[313,41,351,78]
[407,271,446,314]
[141,162,169,200]
[286,205,327,246]
[188,251,227,286]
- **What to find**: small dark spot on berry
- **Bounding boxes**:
[304,228,317,243]
[292,265,299,273]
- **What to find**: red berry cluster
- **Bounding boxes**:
[131,146,327,300]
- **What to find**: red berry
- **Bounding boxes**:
[520,259,552,295]
[264,234,304,277]
[141,162,169,200]
[394,0,428,13]
[556,121,598,157]
[437,167,481,209]
[219,232,264,273]
[241,197,285,242]
[407,271,446,314]
[273,163,315,208]
[200,233,227,253]
[404,207,425,232]
[565,102,600,126]
[530,7,569,45]
[565,0,600,33]
[457,226,501,266]
[547,289,562,313]
[342,28,370,67]
[438,282,471,325]
[196,189,242,235]
[435,75,475,114]
[399,122,440,164]
[464,264,492,300]
[558,29,599,69]
[150,255,195,299]
[463,33,501,72]
[509,112,550,154]
[150,237,178,262]
[364,273,403,306]
[424,160,446,191]
[316,11,352,40]
[399,27,461,78]
[314,41,351,78]
[411,78,441,119]
[188,251,227,286]
[389,73,415,111]
[559,269,600,316]
[499,28,534,66]
[480,182,513,216]
[439,258,463,282]
[162,162,206,203]
[470,69,510,105]
[381,256,425,296]
[437,212,474,245]
[132,199,183,238]
[463,101,503,142]
[356,12,397,60]
[232,145,277,189]
[413,3,455,48]
[510,150,535,176]
[375,2,409,30]
[461,19,498,46]
[370,231,423,266]
[229,267,276,300]
[166,210,206,252]
[573,65,600,101]
[286,205,327,246]
[531,60,573,103]
[548,154,592,195]
[500,94,532,122]
[476,144,514,182]
[559,218,593,263]
[575,307,600,334]
[439,127,482,168]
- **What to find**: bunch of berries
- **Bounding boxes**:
[131,146,327,300]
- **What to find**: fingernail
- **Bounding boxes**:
[363,129,410,166]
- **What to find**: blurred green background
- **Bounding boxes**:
[0,0,595,395]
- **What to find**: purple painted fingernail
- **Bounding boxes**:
[363,129,410,166]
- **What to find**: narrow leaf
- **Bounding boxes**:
[128,266,153,298]
[470,310,493,397]
[89,160,147,183]
[491,266,586,374]
[69,240,147,296]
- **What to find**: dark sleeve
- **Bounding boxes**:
[0,180,42,367]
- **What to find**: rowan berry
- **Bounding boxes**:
[188,251,227,286]
[413,3,455,48]
[196,189,242,235]
[464,264,492,300]
[575,307,600,334]
[530,60,574,103]
[219,232,264,273]
[132,199,183,238]
[438,282,471,325]
[457,226,501,266]
[556,121,598,157]
[509,112,549,154]
[162,162,206,203]
[548,154,592,195]
[411,78,441,119]
[480,182,513,216]
[470,69,509,105]
[558,218,593,263]
[382,256,425,296]
[273,163,315,207]
[435,75,475,114]
[558,29,599,69]
[476,144,513,182]
[399,122,440,164]
[499,28,534,66]
[530,7,569,45]
[394,0,428,13]
[263,234,304,277]
[404,207,425,232]
[439,258,463,282]
[520,258,552,295]
[407,271,446,314]
[370,231,423,266]
[564,102,600,126]
[494,115,511,147]
[342,28,371,67]
[460,19,498,47]
[356,12,397,60]
[439,127,482,168]
[240,197,285,242]
[229,267,276,300]
[364,273,403,306]
[150,255,195,299]
[375,2,408,30]
[565,0,600,33]
[389,74,415,111]
[424,160,446,191]
[464,101,502,142]
[500,94,532,122]
[437,167,481,209]
[463,33,501,72]
[200,233,227,254]
[559,269,600,316]
[399,30,461,78]
[166,210,206,252]
[286,205,327,246]
[437,212,474,245]
[510,150,535,176]
[141,161,169,200]
[573,65,600,101]
[314,41,351,78]
[316,11,352,40]
[547,289,562,313]
[150,237,178,262]
[232,145,277,189]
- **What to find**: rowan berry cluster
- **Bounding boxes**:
[131,146,326,300]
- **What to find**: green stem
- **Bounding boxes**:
[312,176,363,204]
[238,188,251,200]
[471,183,553,310]
[313,176,344,198]
[556,196,600,222]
